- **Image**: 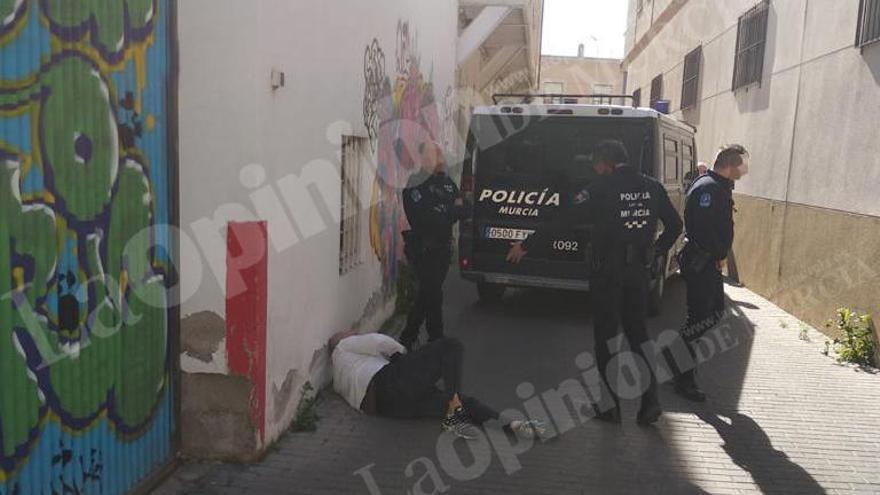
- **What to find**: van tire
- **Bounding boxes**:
[477,282,506,304]
[648,258,666,317]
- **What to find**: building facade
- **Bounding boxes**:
[540,53,624,103]
[623,0,880,336]
[175,0,541,461]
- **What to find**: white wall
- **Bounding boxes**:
[624,0,880,217]
[178,0,459,444]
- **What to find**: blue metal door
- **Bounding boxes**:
[1,1,177,493]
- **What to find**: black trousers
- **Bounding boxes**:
[400,246,451,349]
[591,264,658,408]
[373,338,498,425]
[682,261,725,346]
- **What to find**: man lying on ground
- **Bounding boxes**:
[330,330,542,440]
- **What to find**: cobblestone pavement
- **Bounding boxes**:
[153,277,880,495]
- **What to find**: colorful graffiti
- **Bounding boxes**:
[1,1,173,494]
[365,20,443,286]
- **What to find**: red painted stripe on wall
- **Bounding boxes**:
[225,221,268,442]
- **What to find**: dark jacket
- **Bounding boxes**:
[402,170,467,247]
[684,170,734,261]
[524,164,682,267]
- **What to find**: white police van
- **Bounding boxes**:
[457,94,697,314]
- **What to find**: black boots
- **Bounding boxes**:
[674,370,707,402]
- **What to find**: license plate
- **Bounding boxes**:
[483,227,535,241]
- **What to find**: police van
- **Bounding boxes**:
[457,94,697,314]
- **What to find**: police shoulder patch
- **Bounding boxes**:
[410,189,422,202]
[573,189,590,205]
[699,192,712,208]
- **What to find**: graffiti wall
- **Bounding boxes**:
[363,20,445,287]
[0,1,175,493]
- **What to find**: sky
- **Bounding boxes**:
[541,0,628,59]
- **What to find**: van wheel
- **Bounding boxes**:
[477,282,506,304]
[648,261,666,317]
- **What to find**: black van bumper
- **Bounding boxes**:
[460,270,591,292]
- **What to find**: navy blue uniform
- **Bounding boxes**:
[400,171,466,350]
[524,165,682,412]
[680,170,735,345]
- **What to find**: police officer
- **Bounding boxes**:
[675,145,749,402]
[508,140,682,425]
[399,140,467,352]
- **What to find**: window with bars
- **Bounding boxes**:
[339,136,366,275]
[632,88,642,108]
[681,45,702,109]
[543,81,564,104]
[592,83,614,104]
[663,137,680,183]
[857,0,880,48]
[650,74,663,107]
[732,1,770,91]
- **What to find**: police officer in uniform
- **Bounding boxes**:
[674,145,749,402]
[508,140,682,424]
[399,140,467,352]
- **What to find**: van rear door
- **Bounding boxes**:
[462,114,654,283]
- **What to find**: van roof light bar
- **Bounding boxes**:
[491,93,638,107]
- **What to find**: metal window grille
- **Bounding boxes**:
[650,74,663,107]
[732,0,770,91]
[681,45,702,109]
[543,82,564,104]
[592,84,614,104]
[663,137,679,183]
[339,136,365,275]
[857,0,880,48]
[632,88,642,108]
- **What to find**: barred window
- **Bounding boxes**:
[592,83,614,104]
[632,88,642,108]
[732,1,770,91]
[650,74,663,107]
[857,0,880,48]
[681,46,702,109]
[339,136,366,275]
[543,82,564,104]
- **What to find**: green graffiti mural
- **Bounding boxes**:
[1,1,173,494]
[41,0,158,61]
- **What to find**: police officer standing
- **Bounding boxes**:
[399,140,467,352]
[508,140,682,424]
[675,145,749,402]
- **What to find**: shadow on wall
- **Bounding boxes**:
[864,42,880,84]
[734,2,777,114]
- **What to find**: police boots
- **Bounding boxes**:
[674,369,706,402]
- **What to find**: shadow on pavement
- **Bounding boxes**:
[695,409,826,495]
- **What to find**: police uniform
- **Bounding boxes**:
[679,170,734,353]
[400,170,466,350]
[524,164,682,421]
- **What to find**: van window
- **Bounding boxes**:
[663,137,679,182]
[682,142,695,178]
[471,115,655,182]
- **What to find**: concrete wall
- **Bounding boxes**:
[177,0,459,456]
[540,55,624,95]
[624,0,880,336]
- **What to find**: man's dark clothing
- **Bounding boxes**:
[680,170,734,344]
[524,165,682,409]
[370,338,498,424]
[400,171,467,349]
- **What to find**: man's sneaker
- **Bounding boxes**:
[442,408,479,440]
[505,420,547,439]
